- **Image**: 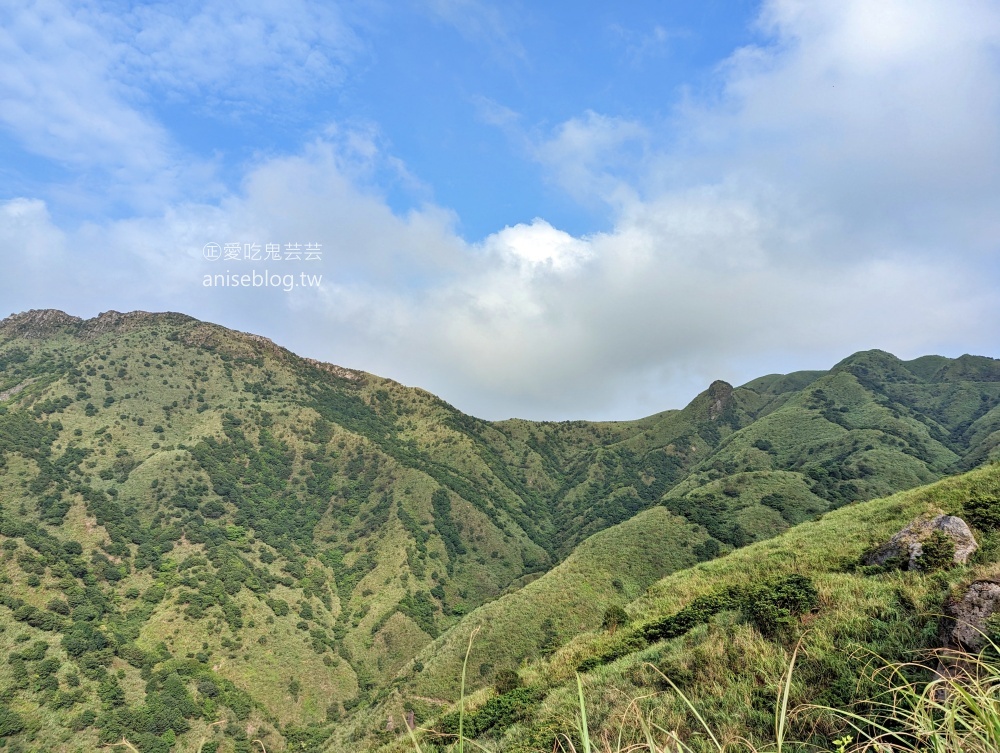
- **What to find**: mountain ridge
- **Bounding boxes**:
[1,308,999,752]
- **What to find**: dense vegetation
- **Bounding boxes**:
[393,463,1000,753]
[0,309,997,752]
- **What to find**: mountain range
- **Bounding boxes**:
[0,308,998,753]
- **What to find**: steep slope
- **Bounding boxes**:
[0,310,714,752]
[0,310,602,752]
[370,351,1000,732]
[405,507,712,698]
[658,351,1000,549]
[0,309,998,752]
[394,462,1000,753]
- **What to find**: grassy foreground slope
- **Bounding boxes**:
[390,462,1000,753]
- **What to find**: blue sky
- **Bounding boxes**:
[2,0,999,420]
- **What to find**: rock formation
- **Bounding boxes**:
[939,579,1000,652]
[862,514,978,570]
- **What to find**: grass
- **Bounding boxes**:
[394,463,1000,753]
[814,644,1000,752]
[549,641,1000,753]
[550,645,800,753]
[401,507,715,703]
[404,626,487,753]
[4,314,1000,752]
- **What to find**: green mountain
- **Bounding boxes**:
[0,308,997,752]
[393,461,1000,753]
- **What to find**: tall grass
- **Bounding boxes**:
[549,642,1000,753]
[813,644,1000,752]
[555,640,801,753]
[406,626,487,753]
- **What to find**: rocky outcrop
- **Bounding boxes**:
[939,579,1000,652]
[79,310,195,338]
[862,514,978,570]
[0,309,197,340]
[706,380,734,421]
[0,309,82,338]
[933,578,1000,699]
[302,358,363,381]
[1,308,365,384]
[0,379,33,402]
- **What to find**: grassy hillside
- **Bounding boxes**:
[343,351,1000,740]
[406,507,711,697]
[0,308,998,752]
[392,462,1000,753]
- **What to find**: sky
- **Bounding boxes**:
[1,0,999,421]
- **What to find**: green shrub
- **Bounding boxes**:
[494,669,521,695]
[740,574,818,638]
[965,493,1000,530]
[438,686,544,739]
[0,707,24,737]
[582,575,818,673]
[601,605,630,634]
[919,530,956,572]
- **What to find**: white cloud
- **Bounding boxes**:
[0,199,74,314]
[2,0,999,421]
[319,0,1000,416]
[117,0,360,106]
[0,0,362,213]
[422,0,527,65]
[0,3,172,175]
[678,0,1000,255]
[533,111,649,208]
[480,220,591,272]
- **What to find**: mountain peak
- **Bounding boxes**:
[831,349,919,385]
[706,379,734,420]
[78,310,196,337]
[0,309,201,341]
[0,308,83,338]
[1,308,368,385]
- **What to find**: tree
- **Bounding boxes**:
[494,669,521,695]
[601,605,630,635]
[539,617,560,656]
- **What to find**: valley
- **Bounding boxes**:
[0,309,998,752]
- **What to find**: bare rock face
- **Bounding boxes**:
[79,310,195,337]
[862,514,978,570]
[0,309,82,338]
[706,380,734,421]
[940,580,1000,651]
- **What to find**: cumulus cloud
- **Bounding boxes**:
[674,0,1000,254]
[480,221,591,271]
[2,0,999,420]
[318,0,1000,417]
[0,0,360,212]
[533,112,649,208]
[0,3,172,176]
